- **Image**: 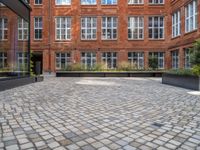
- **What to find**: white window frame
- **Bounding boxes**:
[149,16,164,39]
[56,52,71,70]
[55,17,71,40]
[128,0,143,4]
[172,50,179,69]
[102,17,117,40]
[128,52,144,69]
[81,52,96,69]
[18,18,29,41]
[172,10,181,38]
[102,52,117,69]
[81,17,97,40]
[185,0,198,33]
[128,16,144,40]
[101,0,117,5]
[0,18,8,40]
[34,17,43,40]
[55,0,71,5]
[149,0,164,4]
[184,49,191,69]
[34,0,42,5]
[149,52,165,69]
[81,0,96,5]
[0,52,7,68]
[17,52,28,71]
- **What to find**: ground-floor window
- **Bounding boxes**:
[17,52,28,71]
[128,52,144,69]
[149,52,165,69]
[102,52,117,69]
[81,52,96,69]
[171,50,179,69]
[56,52,71,70]
[0,52,7,69]
[184,48,191,69]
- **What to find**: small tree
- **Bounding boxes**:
[149,56,158,70]
[190,39,200,76]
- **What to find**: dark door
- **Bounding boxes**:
[31,52,43,75]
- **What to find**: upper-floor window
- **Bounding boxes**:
[81,52,96,69]
[149,0,164,4]
[34,17,43,40]
[55,17,71,40]
[101,0,117,5]
[185,0,198,33]
[81,0,96,5]
[35,0,42,5]
[128,0,143,4]
[149,16,164,39]
[56,52,71,70]
[18,18,29,40]
[172,11,181,38]
[128,52,144,69]
[0,18,8,40]
[102,17,117,40]
[56,0,71,5]
[0,52,7,68]
[128,16,144,40]
[81,17,97,40]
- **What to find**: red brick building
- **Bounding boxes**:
[1,0,200,73]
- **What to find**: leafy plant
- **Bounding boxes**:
[192,65,200,76]
[149,56,158,70]
[190,39,200,66]
[117,61,136,71]
[168,69,195,76]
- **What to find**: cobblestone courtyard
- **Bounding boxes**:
[0,77,200,150]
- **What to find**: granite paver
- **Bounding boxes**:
[0,77,200,150]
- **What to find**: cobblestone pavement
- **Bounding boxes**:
[0,77,200,150]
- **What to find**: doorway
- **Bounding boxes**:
[32,52,43,75]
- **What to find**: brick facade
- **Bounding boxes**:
[2,0,200,72]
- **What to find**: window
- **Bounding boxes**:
[128,0,143,4]
[81,0,96,5]
[0,52,7,68]
[102,17,117,40]
[17,52,28,71]
[55,17,71,40]
[101,0,117,5]
[35,0,42,5]
[18,18,28,40]
[184,49,191,69]
[185,0,198,33]
[0,18,8,40]
[149,16,164,39]
[171,50,179,69]
[149,0,164,4]
[81,52,96,69]
[56,53,71,70]
[102,52,117,69]
[149,52,165,69]
[56,0,71,5]
[128,17,144,39]
[172,11,181,38]
[34,17,42,40]
[81,17,97,40]
[128,52,144,69]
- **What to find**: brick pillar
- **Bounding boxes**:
[118,49,127,64]
[179,48,184,69]
[43,50,49,72]
[97,50,101,64]
[144,51,149,70]
[165,51,171,70]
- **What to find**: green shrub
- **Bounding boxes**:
[93,63,107,71]
[192,65,200,76]
[117,61,136,71]
[149,56,158,70]
[168,69,195,76]
[190,39,200,66]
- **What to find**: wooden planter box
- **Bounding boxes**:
[162,73,200,91]
[56,71,163,77]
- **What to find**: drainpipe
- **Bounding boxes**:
[48,0,51,74]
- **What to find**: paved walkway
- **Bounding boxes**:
[0,77,200,150]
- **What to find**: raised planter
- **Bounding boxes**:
[162,73,200,91]
[56,71,163,77]
[0,76,44,91]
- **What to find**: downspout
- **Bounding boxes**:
[48,0,51,74]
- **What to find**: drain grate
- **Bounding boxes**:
[152,122,164,128]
